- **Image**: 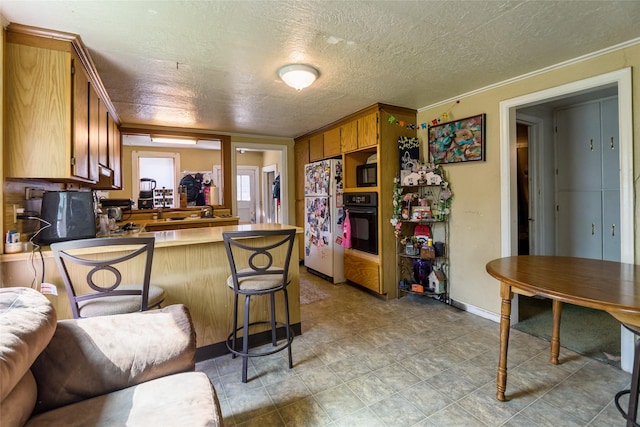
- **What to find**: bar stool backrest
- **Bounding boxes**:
[222,229,297,293]
[50,237,156,318]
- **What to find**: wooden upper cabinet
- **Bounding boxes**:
[72,54,93,181]
[88,83,101,181]
[308,134,324,162]
[357,112,378,148]
[323,127,341,158]
[294,139,310,200]
[5,40,88,181]
[98,98,109,168]
[109,115,122,189]
[5,25,120,185]
[341,120,358,153]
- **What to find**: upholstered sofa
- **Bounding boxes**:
[0,287,223,426]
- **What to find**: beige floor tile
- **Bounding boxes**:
[196,269,632,426]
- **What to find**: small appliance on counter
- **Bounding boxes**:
[99,198,133,210]
[38,191,97,244]
[138,178,156,209]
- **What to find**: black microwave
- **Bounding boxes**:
[356,163,377,187]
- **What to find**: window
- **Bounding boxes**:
[237,175,251,201]
[132,151,180,208]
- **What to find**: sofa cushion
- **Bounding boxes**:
[25,371,223,427]
[2,371,37,427]
[0,287,56,414]
[31,304,196,413]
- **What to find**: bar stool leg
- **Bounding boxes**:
[242,294,251,383]
[231,293,239,359]
[283,287,293,369]
[270,292,277,346]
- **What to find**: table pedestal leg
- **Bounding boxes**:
[551,300,562,364]
[497,282,513,401]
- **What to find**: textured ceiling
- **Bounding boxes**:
[2,1,640,139]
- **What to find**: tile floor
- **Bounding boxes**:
[196,270,632,426]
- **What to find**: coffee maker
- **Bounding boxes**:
[138,178,156,209]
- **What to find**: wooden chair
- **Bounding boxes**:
[50,237,165,319]
[222,229,296,383]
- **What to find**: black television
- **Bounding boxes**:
[38,191,97,244]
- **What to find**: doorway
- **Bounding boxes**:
[262,164,279,223]
[500,67,634,371]
[231,141,289,225]
[515,93,623,367]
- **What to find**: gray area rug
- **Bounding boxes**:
[299,277,331,305]
[514,297,621,368]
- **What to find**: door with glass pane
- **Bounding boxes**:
[237,167,258,223]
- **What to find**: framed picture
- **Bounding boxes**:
[428,114,485,164]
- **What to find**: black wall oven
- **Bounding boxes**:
[344,192,378,255]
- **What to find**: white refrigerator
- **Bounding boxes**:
[304,159,345,283]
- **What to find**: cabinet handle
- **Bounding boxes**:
[589,139,593,151]
[611,224,615,237]
[591,223,595,235]
[610,137,615,150]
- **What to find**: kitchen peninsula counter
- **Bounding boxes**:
[0,224,302,359]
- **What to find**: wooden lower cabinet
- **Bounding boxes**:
[344,250,380,293]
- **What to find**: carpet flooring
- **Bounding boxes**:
[514,296,621,368]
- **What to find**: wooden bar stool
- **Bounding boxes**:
[222,229,296,383]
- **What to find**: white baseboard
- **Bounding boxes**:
[450,299,501,323]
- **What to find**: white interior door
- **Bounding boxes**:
[236,167,259,223]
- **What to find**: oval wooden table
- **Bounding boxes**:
[486,256,640,404]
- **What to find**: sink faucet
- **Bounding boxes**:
[201,206,213,218]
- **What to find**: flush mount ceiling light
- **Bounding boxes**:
[150,135,197,145]
[278,64,319,91]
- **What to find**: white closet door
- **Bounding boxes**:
[556,190,602,259]
[601,98,619,191]
[555,97,620,261]
[602,189,621,261]
[555,102,601,192]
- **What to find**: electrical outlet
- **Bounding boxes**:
[25,187,45,200]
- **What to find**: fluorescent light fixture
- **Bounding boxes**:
[150,135,197,145]
[278,64,319,91]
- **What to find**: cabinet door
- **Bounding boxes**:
[98,98,109,168]
[309,134,324,161]
[341,120,358,153]
[357,112,378,148]
[556,103,601,192]
[323,127,341,158]
[72,53,92,181]
[5,43,71,178]
[109,115,122,189]
[88,83,101,181]
[294,139,310,200]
